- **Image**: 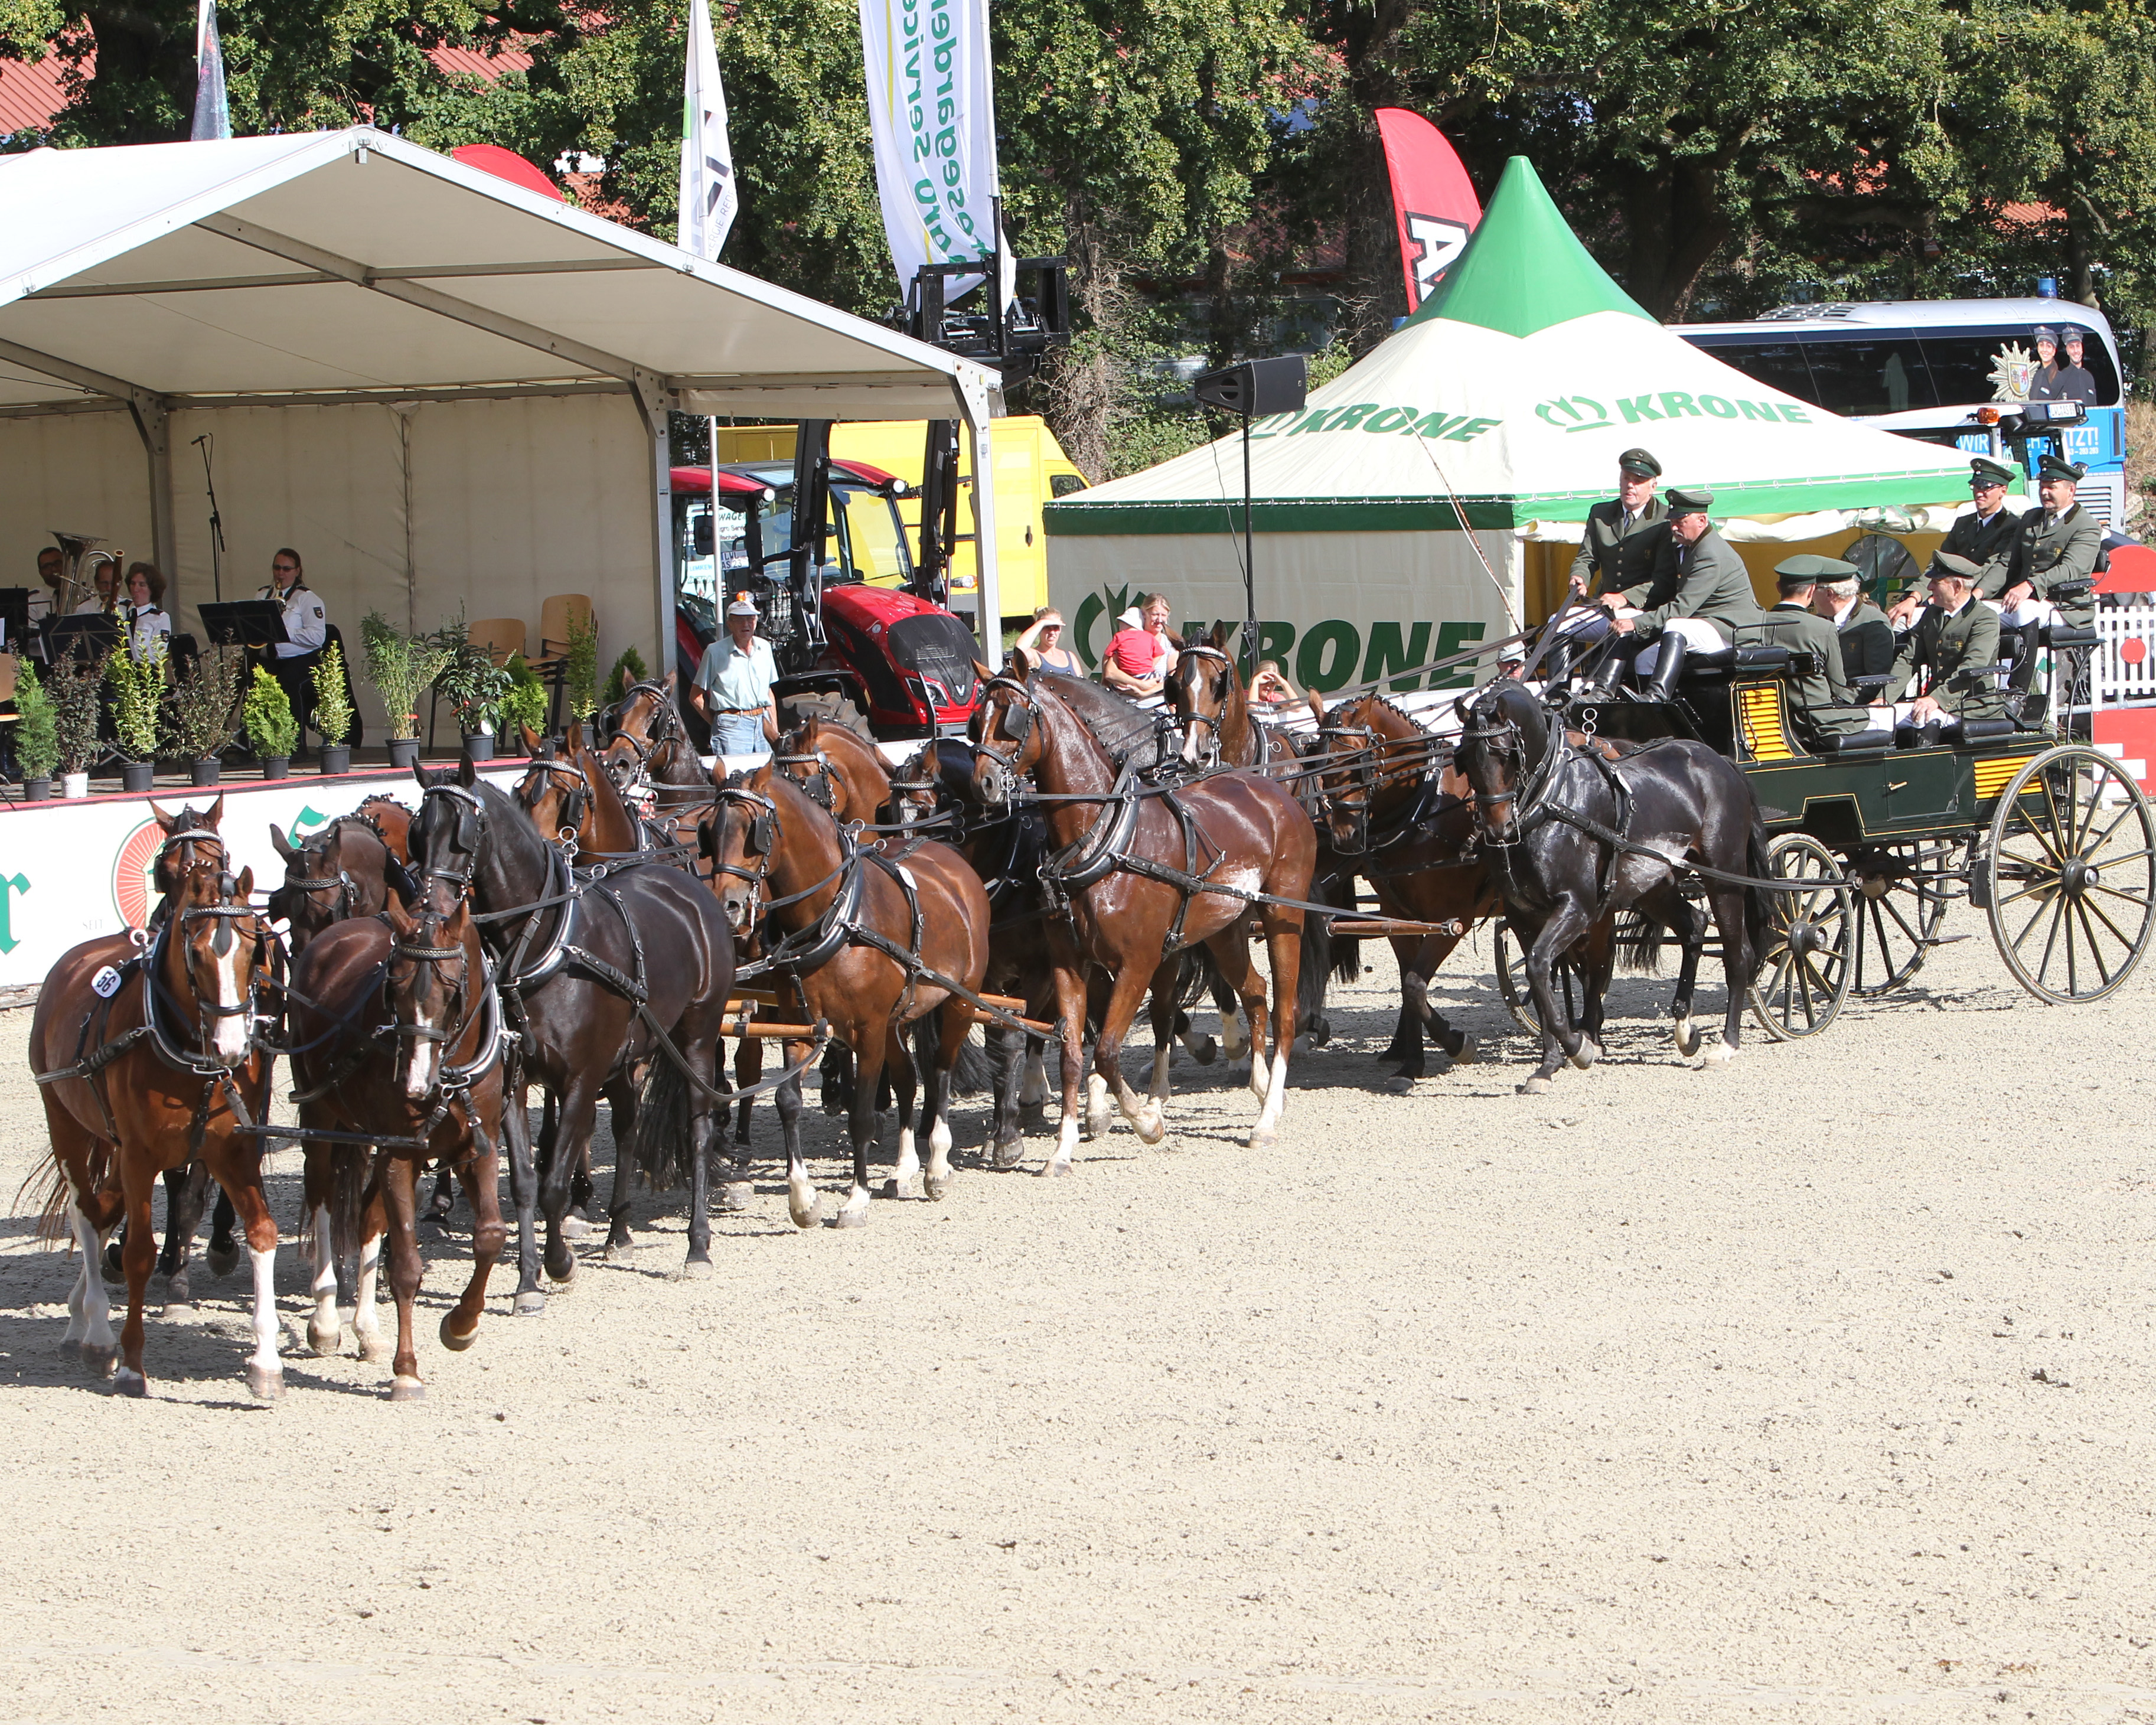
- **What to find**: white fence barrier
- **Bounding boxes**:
[2092,602,2156,710]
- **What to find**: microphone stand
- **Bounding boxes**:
[194,434,225,604]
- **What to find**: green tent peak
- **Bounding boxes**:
[1407,155,1653,338]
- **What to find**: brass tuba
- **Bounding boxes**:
[50,531,122,616]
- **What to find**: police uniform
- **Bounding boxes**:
[1568,448,1676,597]
[2027,327,2063,400]
[1888,562,2005,720]
[2052,328,2099,405]
[1762,557,1868,736]
[2001,456,2101,626]
[256,575,329,748]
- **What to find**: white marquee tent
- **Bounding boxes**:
[0,127,1005,732]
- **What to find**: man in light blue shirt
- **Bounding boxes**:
[692,591,778,758]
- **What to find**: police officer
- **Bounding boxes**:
[1811,566,1896,686]
[2028,325,2063,400]
[257,546,328,753]
[1568,448,1675,601]
[2052,325,2099,405]
[1764,556,1869,736]
[1603,486,1764,698]
[1888,458,2021,627]
[1999,454,2100,628]
[1878,552,2005,725]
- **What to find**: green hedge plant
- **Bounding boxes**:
[311,640,353,746]
[14,657,57,780]
[243,665,299,758]
[106,639,166,762]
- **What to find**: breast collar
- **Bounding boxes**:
[1045,758,1142,891]
[501,843,580,992]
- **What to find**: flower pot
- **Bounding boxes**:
[22,778,51,801]
[387,738,421,770]
[260,755,289,781]
[318,745,351,775]
[120,761,156,793]
[61,771,89,799]
[462,732,496,762]
[190,758,221,788]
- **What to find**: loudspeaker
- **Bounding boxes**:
[1192,355,1307,418]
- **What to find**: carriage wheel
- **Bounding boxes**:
[1984,745,2156,1005]
[1492,924,1580,1036]
[1845,840,1951,996]
[1747,833,1855,1041]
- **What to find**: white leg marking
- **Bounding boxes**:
[351,1234,384,1355]
[1019,1053,1048,1107]
[927,1117,953,1181]
[71,1204,115,1352]
[1149,1043,1173,1105]
[1113,1075,1165,1143]
[1045,1114,1079,1176]
[246,1245,281,1379]
[1219,1004,1250,1063]
[308,1204,340,1353]
[1082,1073,1111,1139]
[1248,1035,1271,1101]
[1251,1048,1291,1139]
[787,1163,820,1229]
[893,1126,921,1186]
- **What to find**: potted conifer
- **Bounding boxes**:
[312,640,354,774]
[14,657,57,800]
[243,666,298,780]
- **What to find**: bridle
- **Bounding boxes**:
[1457,699,1552,847]
[971,676,1045,804]
[772,741,839,812]
[600,681,681,795]
[413,781,487,900]
[1168,644,1237,767]
[519,754,593,852]
[1316,718,1381,853]
[275,811,392,927]
[706,783,779,922]
[156,830,278,1054]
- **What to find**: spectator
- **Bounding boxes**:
[1249,660,1299,705]
[692,591,779,758]
[1014,607,1082,676]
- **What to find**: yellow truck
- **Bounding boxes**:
[709,416,1089,624]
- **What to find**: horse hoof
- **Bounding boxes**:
[1384,1075,1417,1095]
[439,1315,481,1351]
[1568,1037,1601,1071]
[1518,1076,1552,1095]
[1038,1159,1072,1179]
[716,1181,755,1212]
[1450,1033,1479,1067]
[833,1202,869,1230]
[113,1367,147,1398]
[880,1176,918,1201]
[1188,1035,1218,1067]
[1673,1018,1700,1057]
[80,1343,118,1379]
[1247,1124,1277,1150]
[1307,1016,1332,1048]
[246,1364,285,1401]
[162,1301,197,1323]
[991,1140,1025,1172]
[389,1375,426,1403]
[679,1256,716,1282]
[357,1332,392,1361]
[101,1241,124,1280]
[512,1290,546,1317]
[560,1214,592,1241]
[546,1255,578,1286]
[923,1174,949,1202]
[1702,1041,1737,1067]
[602,1238,635,1263]
[307,1319,341,1357]
[788,1192,822,1230]
[205,1244,240,1280]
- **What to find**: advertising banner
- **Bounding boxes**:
[1374,108,1480,314]
[678,0,739,261]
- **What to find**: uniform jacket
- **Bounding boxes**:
[1761,602,1868,735]
[1570,497,1675,597]
[1627,527,1765,643]
[1891,598,2004,718]
[1935,504,2023,601]
[256,581,328,659]
[2005,503,2101,614]
[1832,599,1896,685]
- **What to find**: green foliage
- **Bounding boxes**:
[500,653,549,745]
[12,657,57,780]
[242,665,299,758]
[605,645,649,702]
[431,610,513,733]
[47,652,105,775]
[105,638,166,762]
[361,611,453,741]
[167,645,245,761]
[311,640,354,746]
[564,610,599,722]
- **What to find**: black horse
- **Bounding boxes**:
[405,758,736,1296]
[1452,680,1772,1093]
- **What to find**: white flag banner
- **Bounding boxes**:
[677,0,738,261]
[859,0,1005,310]
[191,0,230,141]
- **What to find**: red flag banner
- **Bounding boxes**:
[1374,109,1482,314]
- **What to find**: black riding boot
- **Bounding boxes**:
[1541,637,1577,686]
[1640,634,1689,702]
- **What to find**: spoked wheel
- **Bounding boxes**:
[1985,745,2156,1003]
[1748,833,1855,1041]
[1492,925,1582,1036]
[1845,840,1952,996]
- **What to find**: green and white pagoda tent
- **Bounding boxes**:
[1043,155,1971,694]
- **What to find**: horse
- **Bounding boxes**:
[970,669,1317,1166]
[1310,693,1496,1081]
[774,714,895,824]
[596,674,709,839]
[26,800,285,1399]
[405,756,736,1293]
[268,795,413,945]
[1162,623,1277,772]
[703,763,990,1227]
[286,891,508,1399]
[1452,679,1772,1092]
[518,723,653,862]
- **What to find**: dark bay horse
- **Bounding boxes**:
[518,723,651,862]
[704,764,990,1225]
[27,800,285,1398]
[287,892,508,1398]
[1453,680,1772,1091]
[268,795,413,945]
[971,670,1317,1165]
[406,758,735,1293]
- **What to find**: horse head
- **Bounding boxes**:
[1163,622,1238,768]
[156,824,269,1068]
[1453,679,1552,846]
[970,672,1048,809]
[514,734,596,852]
[407,756,490,918]
[704,762,782,937]
[1314,695,1431,855]
[596,674,679,794]
[381,893,477,1103]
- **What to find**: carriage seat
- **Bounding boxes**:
[1683,643,1795,679]
[1812,726,1894,753]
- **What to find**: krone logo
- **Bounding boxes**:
[1535,395,1613,433]
[111,819,163,930]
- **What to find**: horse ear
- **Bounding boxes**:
[203,794,225,830]
[1454,694,1475,723]
[518,722,544,757]
[233,866,253,902]
[149,800,175,833]
[973,658,994,680]
[457,754,478,789]
[564,719,585,754]
[269,824,297,863]
[1307,691,1326,723]
[1209,619,1228,650]
[412,762,432,791]
[381,893,415,934]
[661,669,677,694]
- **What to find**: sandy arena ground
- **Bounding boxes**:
[1,929,2152,1724]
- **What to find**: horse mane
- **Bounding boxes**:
[1033,670,1159,765]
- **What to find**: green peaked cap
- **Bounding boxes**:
[1407,155,1653,337]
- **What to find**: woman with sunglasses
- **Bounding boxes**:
[1013,606,1082,675]
[256,547,330,758]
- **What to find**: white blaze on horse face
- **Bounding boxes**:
[403,985,440,1101]
[210,926,252,1064]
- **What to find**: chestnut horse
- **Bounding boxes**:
[28,800,284,1398]
[773,714,893,825]
[703,764,990,1226]
[1162,625,1276,772]
[970,670,1317,1166]
[286,893,508,1398]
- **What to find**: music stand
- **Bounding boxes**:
[41,613,123,667]
[197,600,289,653]
[0,589,27,653]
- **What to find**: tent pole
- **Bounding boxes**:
[128,392,177,605]
[956,374,1002,661]
[634,380,678,702]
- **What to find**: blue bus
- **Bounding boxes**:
[1676,298,2128,526]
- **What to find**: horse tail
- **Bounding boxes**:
[1320,872,1362,986]
[1614,908,1664,974]
[1296,899,1338,1038]
[17,1149,79,1250]
[1741,817,1775,986]
[628,1053,693,1191]
[329,1146,368,1264]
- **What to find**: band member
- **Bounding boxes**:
[256,546,329,753]
[123,562,172,661]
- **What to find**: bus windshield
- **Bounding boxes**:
[1684,325,2122,413]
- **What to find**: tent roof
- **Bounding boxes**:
[0,128,998,419]
[1048,156,1971,539]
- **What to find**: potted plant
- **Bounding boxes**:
[312,640,354,774]
[15,656,57,800]
[361,611,452,771]
[433,614,511,762]
[565,609,600,723]
[106,639,165,793]
[605,645,648,704]
[49,650,106,798]
[500,653,549,752]
[167,644,244,786]
[243,666,299,780]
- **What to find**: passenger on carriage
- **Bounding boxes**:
[1812,569,1895,683]
[1992,454,2100,638]
[1764,556,1871,737]
[1890,457,2019,627]
[1874,553,2005,730]
[1596,486,1766,699]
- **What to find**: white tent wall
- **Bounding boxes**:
[1049,527,1522,694]
[0,410,154,600]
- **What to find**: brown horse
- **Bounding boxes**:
[1311,693,1497,1081]
[703,764,990,1226]
[773,714,894,825]
[268,795,413,947]
[517,723,651,861]
[971,670,1317,1166]
[1162,624,1276,772]
[288,893,508,1399]
[596,674,709,842]
[28,800,284,1399]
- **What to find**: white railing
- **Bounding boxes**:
[2091,602,2156,709]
